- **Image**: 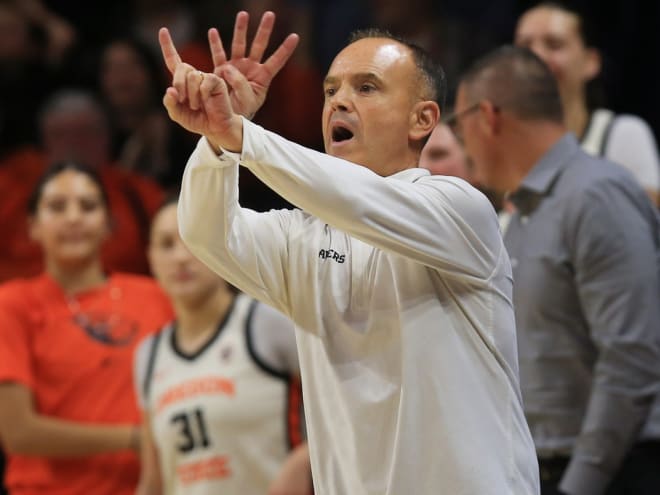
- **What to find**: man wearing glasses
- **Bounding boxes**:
[450,45,660,495]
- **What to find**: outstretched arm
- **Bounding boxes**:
[159,11,299,121]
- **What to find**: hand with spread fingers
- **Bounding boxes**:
[208,11,300,119]
[158,10,299,152]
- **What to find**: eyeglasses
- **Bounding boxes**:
[442,102,481,139]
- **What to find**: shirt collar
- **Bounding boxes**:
[389,167,430,182]
[510,133,580,213]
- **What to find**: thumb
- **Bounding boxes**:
[200,74,234,120]
[162,87,182,120]
[222,65,254,99]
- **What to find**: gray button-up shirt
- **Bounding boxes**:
[504,134,660,495]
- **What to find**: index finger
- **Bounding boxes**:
[208,28,227,69]
[159,27,182,75]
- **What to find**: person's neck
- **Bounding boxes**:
[174,287,235,345]
[380,154,419,177]
[502,121,567,193]
[562,91,590,140]
[46,259,107,295]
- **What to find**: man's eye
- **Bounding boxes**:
[324,87,336,97]
[360,84,375,93]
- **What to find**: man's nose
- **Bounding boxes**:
[330,86,352,112]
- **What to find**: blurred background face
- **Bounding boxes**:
[322,38,419,175]
[149,204,225,305]
[0,4,31,61]
[419,123,471,180]
[101,41,152,111]
[452,85,503,191]
[41,107,110,168]
[515,7,599,99]
[30,170,110,267]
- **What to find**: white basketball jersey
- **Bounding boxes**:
[139,294,303,495]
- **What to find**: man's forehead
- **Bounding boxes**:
[328,38,413,76]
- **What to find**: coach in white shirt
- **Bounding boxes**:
[159,11,539,495]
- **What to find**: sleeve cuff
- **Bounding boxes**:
[559,459,612,495]
[197,136,241,166]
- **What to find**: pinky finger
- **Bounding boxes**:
[263,33,300,77]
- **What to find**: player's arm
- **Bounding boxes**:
[559,177,660,495]
[135,417,162,495]
[0,382,138,457]
[268,442,312,495]
[133,335,163,495]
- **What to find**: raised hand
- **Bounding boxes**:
[208,11,299,119]
[159,29,242,152]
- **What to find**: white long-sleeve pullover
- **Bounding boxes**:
[178,118,540,495]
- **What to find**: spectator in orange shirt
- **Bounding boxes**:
[0,161,173,495]
[0,89,164,282]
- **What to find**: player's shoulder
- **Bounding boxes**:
[611,112,655,135]
[136,322,171,355]
[250,297,294,332]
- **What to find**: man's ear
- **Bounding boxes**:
[479,100,501,137]
[583,47,601,81]
[409,101,440,142]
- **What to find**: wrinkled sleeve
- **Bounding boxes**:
[237,118,503,283]
[559,177,660,495]
[178,135,298,315]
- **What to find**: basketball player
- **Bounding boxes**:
[134,199,310,495]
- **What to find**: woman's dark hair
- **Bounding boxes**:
[99,36,167,105]
[149,191,179,237]
[155,192,180,214]
[27,161,110,215]
[521,2,607,109]
[530,2,599,48]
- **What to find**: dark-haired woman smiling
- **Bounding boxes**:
[0,162,172,494]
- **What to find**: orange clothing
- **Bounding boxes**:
[0,273,174,495]
[0,148,164,282]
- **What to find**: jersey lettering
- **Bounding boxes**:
[177,455,231,484]
[157,376,235,413]
[318,249,346,263]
